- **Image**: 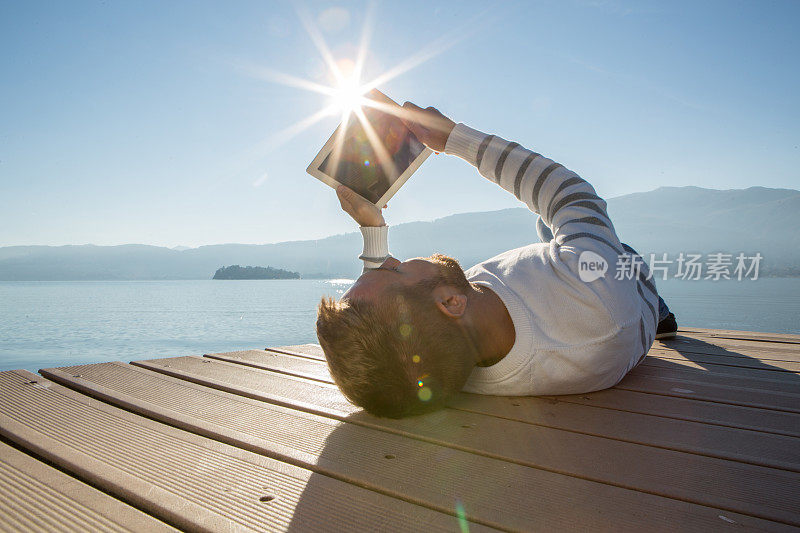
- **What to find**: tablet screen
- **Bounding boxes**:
[316,105,426,204]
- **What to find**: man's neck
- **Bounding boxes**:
[466,284,516,367]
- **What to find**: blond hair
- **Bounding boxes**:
[316,280,477,418]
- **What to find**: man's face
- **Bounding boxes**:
[341,254,469,303]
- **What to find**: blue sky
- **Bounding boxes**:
[1,0,798,248]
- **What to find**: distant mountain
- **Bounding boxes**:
[606,186,800,265]
[1,186,798,280]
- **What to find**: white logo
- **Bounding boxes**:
[578,251,608,282]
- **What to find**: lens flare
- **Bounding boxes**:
[417,386,432,402]
[455,501,469,533]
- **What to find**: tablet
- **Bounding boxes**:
[307,91,432,206]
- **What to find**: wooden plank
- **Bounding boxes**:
[211,349,328,370]
[216,346,800,437]
[205,350,330,383]
[661,344,800,363]
[643,355,800,380]
[616,370,800,413]
[40,362,788,532]
[679,328,800,344]
[132,356,800,526]
[631,362,799,393]
[0,370,482,532]
[646,348,800,372]
[662,336,800,361]
[654,338,800,361]
[664,336,800,362]
[448,393,800,469]
[548,388,800,437]
[267,345,325,360]
[0,440,177,533]
[264,344,326,359]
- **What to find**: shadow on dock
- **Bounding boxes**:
[661,334,799,376]
[286,334,800,530]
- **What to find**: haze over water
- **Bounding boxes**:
[1,278,797,373]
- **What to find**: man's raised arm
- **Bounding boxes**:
[401,102,624,257]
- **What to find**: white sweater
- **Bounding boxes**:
[358,124,659,396]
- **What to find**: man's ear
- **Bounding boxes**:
[433,285,467,319]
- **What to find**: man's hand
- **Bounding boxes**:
[400,102,456,152]
[336,186,386,227]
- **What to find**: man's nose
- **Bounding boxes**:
[381,256,401,269]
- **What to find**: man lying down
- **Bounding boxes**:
[316,101,677,418]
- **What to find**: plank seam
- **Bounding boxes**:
[613,384,800,414]
[644,357,800,374]
[204,354,332,385]
[448,405,800,473]
[702,336,800,346]
[263,348,326,362]
[650,347,800,363]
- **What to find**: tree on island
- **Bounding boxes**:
[212,265,300,280]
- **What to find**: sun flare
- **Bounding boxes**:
[235,4,475,162]
[330,75,367,117]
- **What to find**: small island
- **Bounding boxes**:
[212,265,300,280]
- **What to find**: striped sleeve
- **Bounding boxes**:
[444,123,623,255]
[445,123,661,336]
[359,225,390,272]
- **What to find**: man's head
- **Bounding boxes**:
[316,254,479,418]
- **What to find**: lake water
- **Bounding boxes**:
[1,278,798,373]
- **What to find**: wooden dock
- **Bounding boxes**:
[1,328,798,531]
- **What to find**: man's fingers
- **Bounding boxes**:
[336,186,354,211]
[401,102,428,125]
[401,102,446,131]
[400,105,435,143]
[336,185,355,201]
[338,185,368,207]
[335,184,386,226]
[399,103,419,129]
